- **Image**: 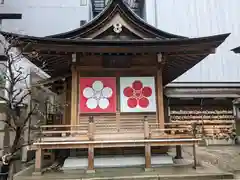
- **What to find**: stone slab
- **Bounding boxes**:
[14,166,234,180]
[62,155,173,170]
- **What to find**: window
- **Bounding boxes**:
[0,0,4,4]
[80,20,86,26]
[80,0,87,6]
[0,19,2,30]
[105,0,110,5]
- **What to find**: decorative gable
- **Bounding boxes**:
[48,0,185,40]
[92,14,145,40]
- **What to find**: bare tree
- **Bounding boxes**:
[0,36,41,180]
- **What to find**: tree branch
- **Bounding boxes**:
[0,96,8,103]
[21,104,37,129]
[1,119,16,131]
[14,91,30,107]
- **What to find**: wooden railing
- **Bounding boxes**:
[33,116,198,143]
[32,116,236,144]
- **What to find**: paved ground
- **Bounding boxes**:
[14,165,234,180]
[14,145,240,180]
[182,145,240,173]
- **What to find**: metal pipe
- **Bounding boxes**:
[154,0,158,27]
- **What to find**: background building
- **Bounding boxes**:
[1,0,240,84]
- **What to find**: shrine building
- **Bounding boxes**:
[0,0,230,174]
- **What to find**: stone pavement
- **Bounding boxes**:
[182,145,240,173]
[13,145,240,180]
[14,165,234,180]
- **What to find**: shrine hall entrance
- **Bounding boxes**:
[65,57,167,134]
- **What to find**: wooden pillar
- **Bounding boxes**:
[193,143,197,169]
[88,116,95,140]
[116,112,120,132]
[50,150,55,163]
[87,145,95,173]
[175,145,183,159]
[63,81,68,125]
[145,144,151,170]
[144,117,151,171]
[156,68,165,129]
[144,116,150,139]
[116,74,120,131]
[192,122,197,169]
[87,116,95,173]
[35,148,43,173]
[71,65,78,130]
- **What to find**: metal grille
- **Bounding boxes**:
[91,0,144,18]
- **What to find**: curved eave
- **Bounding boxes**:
[25,34,229,55]
[164,54,208,85]
[45,0,186,39]
[232,46,240,54]
[0,31,229,47]
[0,30,229,85]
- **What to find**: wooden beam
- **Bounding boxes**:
[70,66,78,130]
[26,43,219,54]
[23,52,71,57]
[35,148,43,173]
[76,66,158,71]
[165,48,216,56]
[156,68,165,129]
[30,140,200,150]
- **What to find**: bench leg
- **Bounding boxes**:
[87,145,95,174]
[175,145,183,159]
[145,143,152,171]
[34,148,43,175]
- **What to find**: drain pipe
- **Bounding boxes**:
[154,0,158,27]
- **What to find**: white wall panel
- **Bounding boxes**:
[148,0,240,83]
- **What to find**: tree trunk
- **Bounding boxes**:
[3,125,10,154]
[7,162,15,180]
[3,114,11,154]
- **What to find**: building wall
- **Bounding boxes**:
[147,0,240,83]
[1,0,92,36]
